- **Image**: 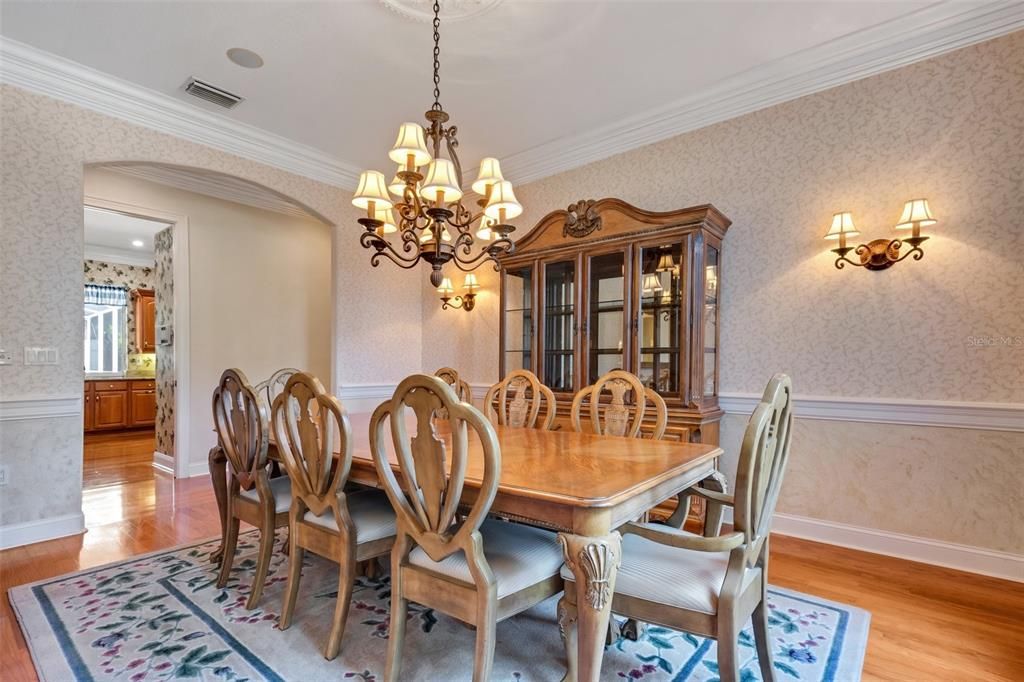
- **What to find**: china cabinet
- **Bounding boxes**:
[499,198,728,446]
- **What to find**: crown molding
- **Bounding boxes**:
[83,245,155,267]
[0,37,361,189]
[499,2,1024,184]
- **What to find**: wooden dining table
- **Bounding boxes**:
[207,410,722,682]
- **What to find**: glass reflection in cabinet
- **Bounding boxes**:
[639,243,683,395]
[588,252,625,383]
[503,266,532,372]
[543,260,575,392]
[704,246,719,396]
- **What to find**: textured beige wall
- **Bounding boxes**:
[0,84,421,528]
[421,33,1024,553]
[84,168,333,471]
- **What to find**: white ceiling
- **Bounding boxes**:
[83,207,169,264]
[2,1,1022,188]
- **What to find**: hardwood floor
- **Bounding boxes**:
[2,431,1022,681]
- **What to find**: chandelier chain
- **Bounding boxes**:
[431,0,442,111]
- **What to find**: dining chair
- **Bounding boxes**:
[483,368,557,430]
[434,366,472,419]
[213,368,290,610]
[272,372,397,660]
[254,367,300,413]
[569,369,667,439]
[559,374,794,682]
[371,374,564,681]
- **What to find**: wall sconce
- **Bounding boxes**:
[825,199,936,271]
[438,273,479,311]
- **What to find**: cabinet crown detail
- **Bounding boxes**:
[563,199,602,238]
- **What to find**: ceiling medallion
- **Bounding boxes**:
[378,0,504,23]
[354,0,520,287]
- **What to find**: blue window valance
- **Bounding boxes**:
[84,284,128,306]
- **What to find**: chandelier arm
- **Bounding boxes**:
[360,231,422,266]
[449,238,515,271]
[370,249,424,270]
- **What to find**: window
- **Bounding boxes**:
[83,285,127,374]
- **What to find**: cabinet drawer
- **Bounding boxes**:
[91,380,128,392]
[130,380,156,391]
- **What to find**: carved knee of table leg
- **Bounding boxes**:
[557,595,579,682]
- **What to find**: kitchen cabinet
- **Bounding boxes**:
[84,379,156,431]
[133,289,156,353]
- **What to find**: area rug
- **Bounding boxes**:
[9,530,869,681]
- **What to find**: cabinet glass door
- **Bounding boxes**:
[587,251,626,384]
[704,246,720,396]
[503,266,533,372]
[638,243,683,396]
[543,260,576,392]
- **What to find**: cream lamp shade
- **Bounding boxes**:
[419,225,452,243]
[420,158,463,204]
[895,199,936,229]
[388,122,432,168]
[374,206,398,234]
[388,165,408,197]
[475,215,496,241]
[823,211,859,240]
[437,276,455,296]
[472,157,504,196]
[656,252,675,272]
[484,180,523,221]
[463,273,480,292]
[352,171,393,211]
[641,273,663,295]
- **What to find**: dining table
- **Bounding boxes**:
[207,410,723,682]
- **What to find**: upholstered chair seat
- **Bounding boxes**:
[239,475,293,513]
[301,490,398,543]
[561,526,761,616]
[410,520,563,598]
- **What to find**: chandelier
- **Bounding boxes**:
[352,0,520,287]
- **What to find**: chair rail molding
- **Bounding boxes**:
[0,395,82,421]
[0,37,361,189]
[719,393,1024,432]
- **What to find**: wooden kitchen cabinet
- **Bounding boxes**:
[84,379,155,431]
[133,289,156,352]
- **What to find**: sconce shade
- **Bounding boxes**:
[388,122,432,168]
[484,180,523,221]
[824,211,859,240]
[388,164,408,196]
[472,157,504,195]
[352,171,393,210]
[656,252,675,272]
[464,273,480,292]
[895,199,936,229]
[374,206,398,234]
[420,158,464,203]
[419,226,452,243]
[641,273,663,295]
[437,277,454,295]
[475,215,496,241]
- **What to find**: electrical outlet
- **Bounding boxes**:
[0,349,13,365]
[24,347,59,365]
[0,465,8,486]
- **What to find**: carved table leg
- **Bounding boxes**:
[208,446,228,564]
[558,531,622,682]
[700,470,729,537]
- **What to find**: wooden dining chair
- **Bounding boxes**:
[254,367,300,413]
[559,374,794,682]
[271,372,397,660]
[569,369,668,439]
[213,368,290,610]
[434,366,472,419]
[370,375,564,682]
[483,369,557,430]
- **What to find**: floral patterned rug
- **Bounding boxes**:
[9,530,869,681]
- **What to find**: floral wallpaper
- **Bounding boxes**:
[83,259,153,354]
[153,228,174,459]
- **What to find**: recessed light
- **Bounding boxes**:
[132,240,144,248]
[227,47,264,69]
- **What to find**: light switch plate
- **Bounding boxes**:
[24,347,59,365]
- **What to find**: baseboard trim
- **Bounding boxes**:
[0,512,85,550]
[719,393,1023,432]
[751,511,1023,582]
[152,451,175,475]
[0,395,81,421]
[187,460,212,479]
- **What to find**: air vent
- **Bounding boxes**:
[183,77,244,109]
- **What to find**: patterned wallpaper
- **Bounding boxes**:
[83,259,153,354]
[153,228,174,459]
